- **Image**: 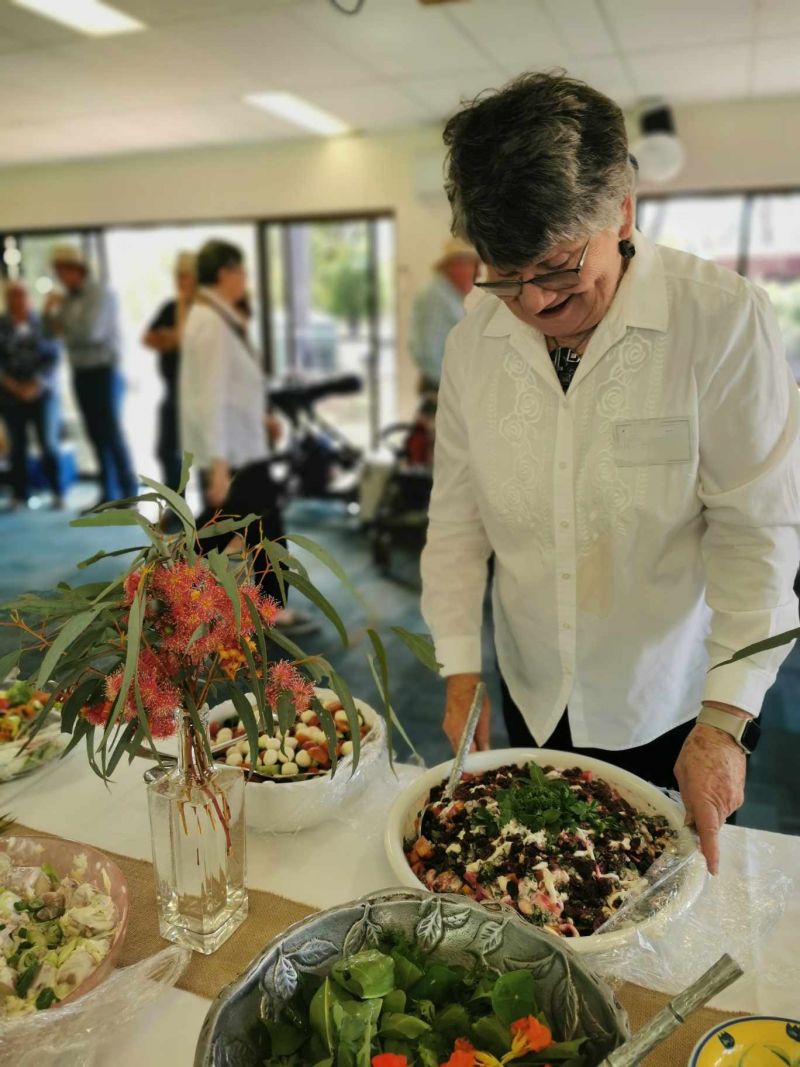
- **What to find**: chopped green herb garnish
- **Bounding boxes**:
[495,763,610,834]
[15,961,40,999]
[35,988,58,1010]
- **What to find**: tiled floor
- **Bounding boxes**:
[0,491,797,834]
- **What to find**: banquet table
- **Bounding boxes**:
[3,748,799,1066]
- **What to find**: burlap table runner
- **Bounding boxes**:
[12,825,747,1063]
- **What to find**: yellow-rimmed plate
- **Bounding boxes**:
[690,1016,800,1066]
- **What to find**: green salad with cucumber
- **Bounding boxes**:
[261,938,591,1067]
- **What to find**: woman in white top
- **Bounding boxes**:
[180,240,315,637]
[421,72,800,873]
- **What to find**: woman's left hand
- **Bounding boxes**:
[674,720,747,876]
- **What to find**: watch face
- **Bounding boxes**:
[741,719,761,753]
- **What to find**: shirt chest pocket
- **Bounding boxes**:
[611,417,695,466]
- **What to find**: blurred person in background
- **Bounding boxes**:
[422,72,800,875]
[409,237,479,393]
[142,251,197,490]
[181,239,316,636]
[44,245,137,507]
[0,280,64,510]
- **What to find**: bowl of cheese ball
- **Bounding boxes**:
[206,687,387,833]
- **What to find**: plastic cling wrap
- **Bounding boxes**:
[0,945,190,1067]
[580,826,795,1004]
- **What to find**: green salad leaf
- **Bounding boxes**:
[331,950,395,999]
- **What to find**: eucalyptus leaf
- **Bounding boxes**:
[710,627,800,667]
[76,545,146,571]
[391,628,441,673]
[196,514,259,539]
[178,450,193,494]
[326,669,360,773]
[284,533,364,607]
[283,569,348,647]
[227,686,261,768]
[34,605,105,691]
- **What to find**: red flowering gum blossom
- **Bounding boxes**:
[105,647,180,737]
[265,660,315,714]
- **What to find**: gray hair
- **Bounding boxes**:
[443,71,636,270]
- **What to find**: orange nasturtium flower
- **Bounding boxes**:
[441,1038,477,1067]
[372,1055,409,1067]
[510,1016,554,1055]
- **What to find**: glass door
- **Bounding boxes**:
[262,215,395,449]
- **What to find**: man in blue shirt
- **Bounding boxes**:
[409,237,479,391]
[0,281,64,509]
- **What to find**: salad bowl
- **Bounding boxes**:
[195,887,629,1067]
[385,748,705,955]
[0,835,129,1015]
[0,681,67,784]
[206,687,387,834]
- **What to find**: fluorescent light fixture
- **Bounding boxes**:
[11,0,144,37]
[244,92,349,137]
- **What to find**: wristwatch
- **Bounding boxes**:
[697,706,761,755]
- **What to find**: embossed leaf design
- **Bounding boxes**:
[416,899,444,953]
[292,938,338,969]
[270,950,299,1001]
[364,919,383,947]
[579,997,611,1041]
[474,918,506,958]
[524,952,558,982]
[552,958,580,1041]
[342,917,367,957]
[442,905,470,930]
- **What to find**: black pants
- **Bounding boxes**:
[156,393,182,492]
[4,391,63,502]
[73,366,137,501]
[197,461,285,605]
[500,678,694,792]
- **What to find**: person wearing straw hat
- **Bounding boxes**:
[44,244,137,507]
[420,72,800,875]
[409,237,480,393]
[142,251,197,490]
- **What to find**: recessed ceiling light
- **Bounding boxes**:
[244,92,349,137]
[11,0,144,37]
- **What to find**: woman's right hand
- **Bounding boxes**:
[443,673,491,753]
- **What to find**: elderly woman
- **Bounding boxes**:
[420,73,800,873]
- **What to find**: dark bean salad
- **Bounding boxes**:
[405,762,675,938]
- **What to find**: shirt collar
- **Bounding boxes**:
[481,229,669,340]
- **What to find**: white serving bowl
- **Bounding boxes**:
[208,688,387,834]
[385,747,705,955]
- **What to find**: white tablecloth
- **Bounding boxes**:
[3,752,799,1066]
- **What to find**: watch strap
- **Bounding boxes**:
[696,706,754,753]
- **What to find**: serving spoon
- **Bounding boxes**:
[598,953,744,1066]
[419,681,486,839]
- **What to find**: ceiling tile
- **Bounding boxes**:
[445,0,569,69]
[0,4,83,46]
[755,0,800,38]
[603,0,754,52]
[119,0,291,24]
[543,0,617,58]
[563,56,637,106]
[301,83,431,132]
[401,68,508,121]
[291,0,487,78]
[627,42,751,103]
[752,37,800,96]
[159,9,377,91]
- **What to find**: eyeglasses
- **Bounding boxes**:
[474,240,590,300]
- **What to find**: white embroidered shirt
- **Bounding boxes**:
[420,232,800,748]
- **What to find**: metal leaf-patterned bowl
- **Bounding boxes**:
[194,888,629,1067]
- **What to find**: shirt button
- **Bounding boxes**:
[561,573,571,580]
[562,621,571,630]
[558,461,567,470]
[560,520,570,529]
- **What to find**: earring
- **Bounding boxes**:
[619,238,636,260]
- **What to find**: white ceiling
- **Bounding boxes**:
[0,0,799,166]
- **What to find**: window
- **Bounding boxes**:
[638,191,800,379]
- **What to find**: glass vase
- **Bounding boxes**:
[146,710,248,954]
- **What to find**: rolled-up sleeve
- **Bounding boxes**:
[699,284,800,713]
[420,333,493,676]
